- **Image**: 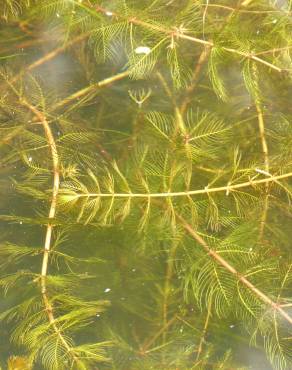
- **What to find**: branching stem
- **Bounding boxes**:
[176,214,292,325]
[140,315,177,354]
[70,171,292,199]
[20,100,79,363]
[94,5,284,72]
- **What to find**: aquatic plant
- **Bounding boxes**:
[0,0,292,369]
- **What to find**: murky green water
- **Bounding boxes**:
[1,1,292,369]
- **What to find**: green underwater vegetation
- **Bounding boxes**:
[0,0,292,369]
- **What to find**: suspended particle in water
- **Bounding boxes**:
[135,46,151,55]
[104,288,111,293]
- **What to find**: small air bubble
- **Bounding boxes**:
[19,221,23,225]
[135,46,151,55]
[230,324,235,328]
[132,268,136,272]
[96,314,100,317]
[104,288,111,293]
[56,13,60,18]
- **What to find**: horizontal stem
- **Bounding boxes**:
[94,5,284,72]
[71,171,292,199]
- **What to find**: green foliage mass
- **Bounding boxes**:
[0,0,292,369]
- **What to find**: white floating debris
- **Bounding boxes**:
[28,156,33,162]
[104,288,111,293]
[135,46,151,55]
[230,324,235,328]
[249,247,253,252]
[56,13,60,18]
[105,11,113,16]
[96,314,100,317]
[272,19,277,24]
[19,221,23,225]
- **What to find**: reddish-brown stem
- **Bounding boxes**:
[176,214,292,325]
[180,46,211,114]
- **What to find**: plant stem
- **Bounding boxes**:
[256,100,270,243]
[20,99,79,363]
[253,65,270,244]
[180,46,211,115]
[2,32,91,89]
[93,5,284,72]
[140,315,177,354]
[71,171,292,199]
[175,214,292,325]
[162,241,179,345]
[52,70,130,111]
[195,299,212,363]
